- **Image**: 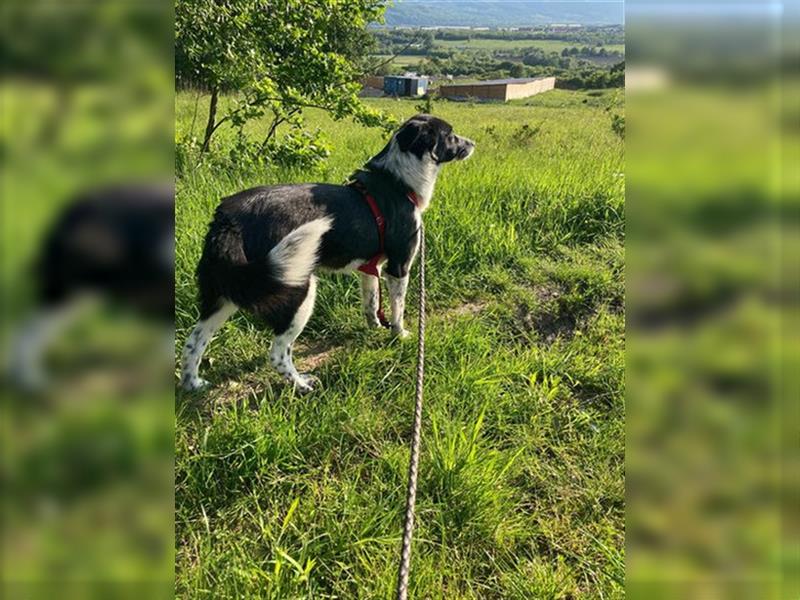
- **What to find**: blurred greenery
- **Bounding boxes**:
[625,9,798,599]
[1,1,174,597]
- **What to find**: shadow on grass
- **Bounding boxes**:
[174,328,394,425]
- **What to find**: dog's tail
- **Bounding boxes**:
[268,217,333,286]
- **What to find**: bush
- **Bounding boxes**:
[415,94,435,114]
[611,114,625,139]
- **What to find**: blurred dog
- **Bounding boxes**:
[181,114,474,393]
[8,183,175,390]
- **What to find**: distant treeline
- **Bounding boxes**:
[434,26,623,45]
[369,33,623,90]
[561,46,623,58]
[373,26,624,53]
[555,61,624,89]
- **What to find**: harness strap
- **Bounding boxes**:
[356,189,386,278]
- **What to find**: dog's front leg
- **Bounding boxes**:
[386,274,410,338]
[359,272,382,328]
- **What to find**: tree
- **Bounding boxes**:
[3,0,169,144]
[176,0,392,162]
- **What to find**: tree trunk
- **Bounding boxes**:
[38,83,71,145]
[201,87,219,153]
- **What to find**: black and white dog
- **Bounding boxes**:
[181,114,475,393]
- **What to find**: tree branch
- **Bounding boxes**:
[259,107,299,151]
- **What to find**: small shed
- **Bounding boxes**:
[438,76,556,102]
[383,75,429,97]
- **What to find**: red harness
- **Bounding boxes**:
[350,180,421,328]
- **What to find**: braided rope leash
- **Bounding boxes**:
[396,224,426,600]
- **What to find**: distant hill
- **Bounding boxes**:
[383,1,624,28]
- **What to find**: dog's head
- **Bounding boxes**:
[366,114,475,206]
[393,114,475,164]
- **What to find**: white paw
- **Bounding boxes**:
[300,373,320,392]
[293,373,319,394]
[182,376,210,392]
[392,327,411,339]
[364,314,383,329]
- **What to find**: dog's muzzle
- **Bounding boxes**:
[456,137,476,160]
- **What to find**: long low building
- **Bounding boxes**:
[438,76,556,102]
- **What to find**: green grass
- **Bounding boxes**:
[175,91,625,598]
[435,38,625,55]
[372,54,425,68]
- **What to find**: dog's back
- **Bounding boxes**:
[195,183,378,321]
[195,185,336,324]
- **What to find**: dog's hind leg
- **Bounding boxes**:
[269,275,318,393]
[8,294,96,391]
[180,301,237,391]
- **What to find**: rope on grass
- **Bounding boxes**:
[396,223,426,600]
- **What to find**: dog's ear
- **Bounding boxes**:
[395,120,424,153]
[395,119,436,160]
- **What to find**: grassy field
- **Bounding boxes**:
[175,90,625,598]
[435,38,625,55]
[372,39,624,70]
[373,54,425,68]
